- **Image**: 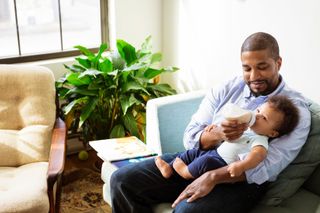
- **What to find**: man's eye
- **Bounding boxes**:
[242,67,251,72]
[258,65,268,70]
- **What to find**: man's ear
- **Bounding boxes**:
[276,56,282,70]
[268,130,279,138]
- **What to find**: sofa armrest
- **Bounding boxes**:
[146,90,206,155]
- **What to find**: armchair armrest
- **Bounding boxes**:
[146,90,205,155]
[47,117,67,213]
[47,117,67,184]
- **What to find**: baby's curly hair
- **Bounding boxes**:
[268,95,299,137]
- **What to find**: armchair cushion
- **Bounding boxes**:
[0,162,49,213]
[0,65,56,166]
[0,126,52,166]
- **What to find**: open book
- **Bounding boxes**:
[89,136,157,162]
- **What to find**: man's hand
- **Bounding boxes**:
[172,166,246,208]
[227,161,245,177]
[220,120,248,141]
[172,171,216,208]
[200,120,248,149]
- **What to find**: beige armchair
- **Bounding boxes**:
[0,65,66,213]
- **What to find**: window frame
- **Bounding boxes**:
[0,0,109,64]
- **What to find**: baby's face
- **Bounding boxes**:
[250,102,284,138]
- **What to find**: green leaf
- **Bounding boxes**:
[63,97,89,115]
[122,81,150,94]
[79,69,103,78]
[144,68,163,79]
[64,64,86,73]
[106,70,118,77]
[99,58,113,73]
[65,88,98,97]
[56,77,66,84]
[123,62,148,72]
[75,57,91,68]
[151,53,162,64]
[92,43,108,69]
[79,97,98,127]
[117,40,137,65]
[148,83,177,96]
[110,124,125,138]
[120,70,130,83]
[66,73,91,86]
[56,87,69,98]
[110,51,125,70]
[123,112,139,138]
[97,43,108,59]
[141,35,152,53]
[120,94,141,115]
[88,78,104,90]
[74,45,95,58]
[163,66,179,72]
[143,66,178,80]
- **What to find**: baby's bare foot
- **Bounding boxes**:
[173,157,194,179]
[155,156,173,178]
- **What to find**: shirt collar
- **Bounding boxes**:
[244,75,285,99]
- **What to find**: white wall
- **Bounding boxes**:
[160,0,320,103]
[112,0,162,54]
[228,0,320,102]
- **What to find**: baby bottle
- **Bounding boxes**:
[221,103,256,127]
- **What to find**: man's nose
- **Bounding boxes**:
[250,69,262,80]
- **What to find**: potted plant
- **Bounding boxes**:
[56,36,178,148]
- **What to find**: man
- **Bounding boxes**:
[110,32,311,213]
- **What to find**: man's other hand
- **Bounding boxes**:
[172,171,216,208]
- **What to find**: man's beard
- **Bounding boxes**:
[247,80,272,97]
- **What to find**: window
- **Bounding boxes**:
[0,0,108,63]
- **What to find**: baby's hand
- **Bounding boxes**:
[227,162,244,177]
[204,124,217,132]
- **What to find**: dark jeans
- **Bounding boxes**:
[110,153,268,213]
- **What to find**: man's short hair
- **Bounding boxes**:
[241,32,280,60]
[268,95,299,137]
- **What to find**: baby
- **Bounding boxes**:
[155,95,299,179]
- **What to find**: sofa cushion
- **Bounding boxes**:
[303,163,320,196]
[260,100,320,205]
[0,162,49,213]
[252,188,320,213]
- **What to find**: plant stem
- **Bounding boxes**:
[110,92,118,132]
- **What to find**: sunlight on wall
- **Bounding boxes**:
[172,0,320,103]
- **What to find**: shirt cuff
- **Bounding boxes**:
[193,130,204,149]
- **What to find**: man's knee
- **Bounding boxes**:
[110,166,131,189]
[173,200,202,213]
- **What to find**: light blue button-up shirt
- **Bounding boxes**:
[183,75,311,184]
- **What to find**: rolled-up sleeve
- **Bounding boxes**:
[183,89,220,150]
